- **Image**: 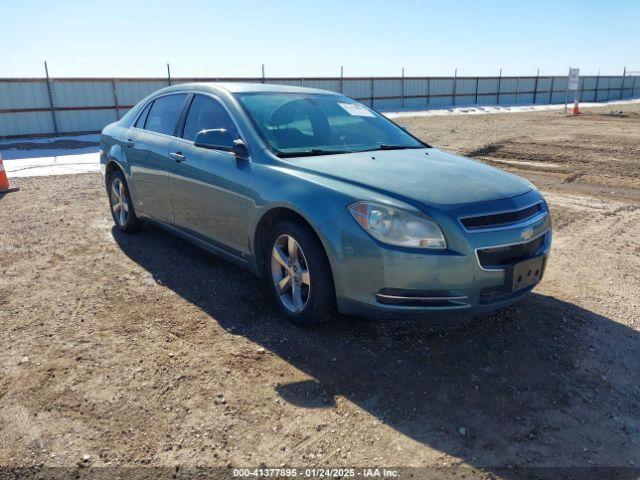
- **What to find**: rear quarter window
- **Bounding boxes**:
[133,102,152,128]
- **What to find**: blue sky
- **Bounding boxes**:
[1,0,638,78]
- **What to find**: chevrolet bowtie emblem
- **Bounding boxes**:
[521,228,534,241]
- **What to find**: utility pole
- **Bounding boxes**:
[44,61,58,133]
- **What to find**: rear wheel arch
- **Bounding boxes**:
[105,159,122,179]
[105,158,136,203]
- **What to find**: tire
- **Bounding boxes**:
[107,170,142,233]
[267,221,335,325]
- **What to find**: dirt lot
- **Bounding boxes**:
[1,104,639,479]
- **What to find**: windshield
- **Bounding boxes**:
[235,92,424,157]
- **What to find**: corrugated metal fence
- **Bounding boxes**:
[1,74,639,138]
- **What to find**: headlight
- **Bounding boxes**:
[348,202,446,249]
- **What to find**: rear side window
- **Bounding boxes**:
[182,95,239,142]
[144,94,188,136]
[133,102,152,128]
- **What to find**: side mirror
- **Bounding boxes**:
[194,129,235,151]
[232,139,250,160]
[194,129,250,160]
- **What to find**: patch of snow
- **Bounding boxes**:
[3,153,100,178]
[0,134,100,146]
[1,146,99,161]
[384,98,640,119]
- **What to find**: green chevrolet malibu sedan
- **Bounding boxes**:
[100,83,551,324]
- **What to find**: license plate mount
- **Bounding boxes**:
[511,256,545,292]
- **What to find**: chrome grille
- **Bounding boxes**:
[477,234,546,269]
[461,203,543,230]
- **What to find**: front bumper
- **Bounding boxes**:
[321,192,551,320]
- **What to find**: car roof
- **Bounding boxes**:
[161,82,340,96]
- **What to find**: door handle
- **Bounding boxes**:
[169,152,186,163]
[124,139,134,148]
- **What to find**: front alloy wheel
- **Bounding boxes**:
[267,221,335,324]
[271,234,311,313]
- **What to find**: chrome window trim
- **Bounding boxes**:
[475,229,549,272]
[129,92,187,131]
[127,90,252,160]
[459,201,546,233]
[175,91,252,160]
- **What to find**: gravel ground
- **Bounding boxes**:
[1,104,639,479]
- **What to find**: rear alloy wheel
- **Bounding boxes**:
[108,170,141,233]
[267,221,335,325]
[110,177,129,227]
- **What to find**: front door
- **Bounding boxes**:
[168,94,251,254]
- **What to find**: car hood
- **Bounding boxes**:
[289,148,531,206]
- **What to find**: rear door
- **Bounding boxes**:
[168,94,250,254]
[127,93,188,223]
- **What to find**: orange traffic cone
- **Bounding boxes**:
[572,98,581,115]
[0,153,19,193]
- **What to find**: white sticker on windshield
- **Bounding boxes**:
[338,102,376,117]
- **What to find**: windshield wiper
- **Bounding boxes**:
[364,144,424,152]
[276,149,348,158]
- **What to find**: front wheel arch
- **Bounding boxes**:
[253,207,334,280]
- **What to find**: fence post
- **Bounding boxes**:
[44,61,58,134]
[166,63,172,86]
[533,69,539,104]
[370,77,374,108]
[496,68,502,105]
[595,69,600,101]
[549,76,555,103]
[111,79,120,120]
[401,67,405,110]
[261,64,265,83]
[515,76,520,104]
[563,66,570,113]
[340,66,344,94]
[452,68,457,106]
[620,66,626,99]
[633,75,638,98]
[475,76,479,104]
[426,76,430,106]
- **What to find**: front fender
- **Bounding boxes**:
[247,164,353,247]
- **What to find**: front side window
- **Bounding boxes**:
[182,95,239,142]
[144,94,188,136]
[235,92,423,157]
